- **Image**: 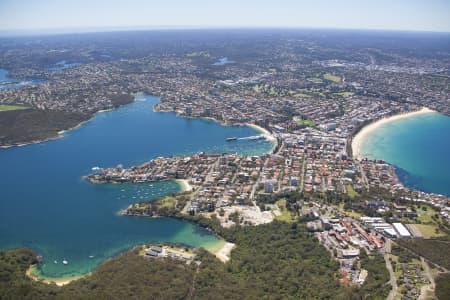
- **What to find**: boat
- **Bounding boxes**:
[54,260,58,264]
[89,255,94,259]
[226,137,238,141]
[248,135,265,140]
[62,260,68,265]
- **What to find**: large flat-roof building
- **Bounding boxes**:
[393,222,411,238]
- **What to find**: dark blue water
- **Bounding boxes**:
[0,68,42,91]
[0,94,273,279]
[360,111,450,196]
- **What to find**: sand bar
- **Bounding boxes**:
[352,108,435,160]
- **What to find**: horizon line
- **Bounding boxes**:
[1,25,449,37]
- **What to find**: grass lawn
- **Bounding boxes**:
[253,85,261,92]
[159,196,177,209]
[294,93,311,98]
[323,74,341,83]
[346,210,363,219]
[0,105,28,112]
[415,206,437,224]
[337,202,362,219]
[346,185,359,198]
[186,51,210,58]
[294,117,316,127]
[275,199,294,223]
[412,224,446,239]
[334,91,354,97]
[307,77,323,84]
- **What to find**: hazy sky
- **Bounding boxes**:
[0,0,449,33]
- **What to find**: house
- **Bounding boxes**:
[341,249,360,259]
[365,200,387,209]
[393,203,407,212]
[145,250,159,257]
[151,246,163,253]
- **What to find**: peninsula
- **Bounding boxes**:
[1,29,450,300]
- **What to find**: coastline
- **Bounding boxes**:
[152,102,277,153]
[213,242,235,263]
[6,95,265,280]
[352,108,436,160]
[202,240,235,263]
[175,179,193,192]
[26,265,88,287]
[246,123,278,152]
[246,123,271,136]
[0,98,136,149]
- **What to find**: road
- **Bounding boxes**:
[419,257,436,300]
[182,157,220,213]
[384,239,398,300]
[357,163,369,189]
[250,155,270,201]
[299,159,306,192]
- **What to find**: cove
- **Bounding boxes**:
[0,93,273,279]
[358,111,450,197]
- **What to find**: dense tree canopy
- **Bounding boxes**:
[0,222,390,299]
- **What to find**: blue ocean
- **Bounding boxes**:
[359,111,450,197]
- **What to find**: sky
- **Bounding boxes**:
[0,0,449,33]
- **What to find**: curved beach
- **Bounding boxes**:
[27,265,87,286]
[246,123,271,136]
[203,240,235,263]
[246,123,277,151]
[176,179,193,192]
[352,108,435,160]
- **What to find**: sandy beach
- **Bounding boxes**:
[247,123,277,150]
[213,242,235,263]
[352,107,435,160]
[246,123,271,136]
[27,265,87,286]
[176,179,193,192]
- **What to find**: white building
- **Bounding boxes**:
[393,223,411,238]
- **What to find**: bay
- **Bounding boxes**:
[359,111,450,197]
[0,93,273,279]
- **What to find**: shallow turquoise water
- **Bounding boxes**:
[0,94,272,278]
[359,112,450,197]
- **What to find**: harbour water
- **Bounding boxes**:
[0,93,273,279]
[0,68,41,91]
[358,111,450,197]
[48,60,81,71]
